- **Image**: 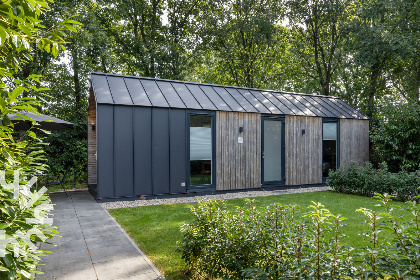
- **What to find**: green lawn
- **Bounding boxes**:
[108,191,410,280]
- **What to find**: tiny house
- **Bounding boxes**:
[88,73,369,200]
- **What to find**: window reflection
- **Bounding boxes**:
[323,122,337,177]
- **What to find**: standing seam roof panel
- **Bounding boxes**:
[107,76,133,105]
[296,95,328,117]
[170,82,202,110]
[91,74,114,104]
[140,79,169,107]
[314,96,346,118]
[259,91,289,115]
[199,85,233,111]
[283,94,317,116]
[185,84,218,111]
[156,81,186,109]
[326,98,356,119]
[211,86,244,112]
[271,93,303,115]
[224,87,260,113]
[249,90,280,114]
[335,98,367,119]
[124,77,152,106]
[237,89,272,114]
[305,96,338,118]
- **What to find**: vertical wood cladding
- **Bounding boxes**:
[216,111,261,190]
[340,119,369,166]
[87,88,97,185]
[285,115,323,185]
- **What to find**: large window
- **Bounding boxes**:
[322,120,339,178]
[189,114,213,187]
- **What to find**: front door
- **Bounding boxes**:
[262,116,285,184]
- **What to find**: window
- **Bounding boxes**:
[322,120,339,178]
[189,113,214,187]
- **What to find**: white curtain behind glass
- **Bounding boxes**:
[190,127,212,160]
[323,122,337,140]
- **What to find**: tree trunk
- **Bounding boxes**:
[71,45,82,108]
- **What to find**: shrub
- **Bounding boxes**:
[327,161,420,201]
[178,195,420,279]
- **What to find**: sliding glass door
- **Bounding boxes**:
[262,116,285,184]
[188,112,214,188]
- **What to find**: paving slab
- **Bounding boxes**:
[36,190,164,280]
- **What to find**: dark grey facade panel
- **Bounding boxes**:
[107,76,133,105]
[238,89,272,114]
[249,90,280,114]
[133,107,153,196]
[212,86,244,112]
[140,79,169,107]
[151,108,170,194]
[156,81,186,109]
[200,85,232,111]
[169,109,187,193]
[125,78,152,107]
[171,82,202,110]
[91,75,114,104]
[185,84,218,111]
[96,105,114,198]
[225,88,259,113]
[114,106,134,197]
[312,96,345,118]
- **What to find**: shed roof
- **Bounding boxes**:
[90,72,367,119]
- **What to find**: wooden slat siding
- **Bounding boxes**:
[340,119,369,167]
[216,111,261,190]
[88,87,97,185]
[285,115,322,185]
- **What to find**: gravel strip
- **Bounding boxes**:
[102,186,332,209]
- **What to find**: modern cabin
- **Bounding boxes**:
[88,72,369,200]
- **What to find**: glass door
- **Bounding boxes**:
[322,119,339,178]
[262,116,285,184]
[188,112,214,189]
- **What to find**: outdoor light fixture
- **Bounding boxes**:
[302,129,305,135]
[239,127,244,133]
[92,124,96,131]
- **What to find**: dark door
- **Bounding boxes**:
[262,116,285,184]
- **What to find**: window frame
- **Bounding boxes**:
[322,118,340,181]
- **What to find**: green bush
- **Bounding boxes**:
[371,102,420,172]
[178,195,420,279]
[327,161,420,201]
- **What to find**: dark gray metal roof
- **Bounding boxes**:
[90,72,368,119]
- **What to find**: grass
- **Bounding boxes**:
[108,191,411,280]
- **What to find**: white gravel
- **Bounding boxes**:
[102,186,332,209]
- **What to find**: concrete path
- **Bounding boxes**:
[37,190,164,280]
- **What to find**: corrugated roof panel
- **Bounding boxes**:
[335,98,367,119]
[305,96,337,118]
[107,76,133,105]
[140,79,169,107]
[124,77,152,106]
[273,93,303,115]
[313,97,345,118]
[156,81,186,109]
[283,94,316,116]
[249,90,280,114]
[185,84,217,110]
[199,85,232,111]
[325,98,355,118]
[91,74,114,104]
[212,87,244,112]
[170,82,202,109]
[225,88,259,113]
[294,95,328,117]
[238,89,272,114]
